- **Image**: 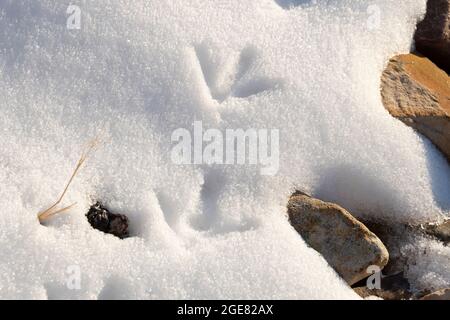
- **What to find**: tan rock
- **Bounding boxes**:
[424,219,450,244]
[381,53,450,161]
[420,288,450,300]
[287,192,389,285]
[414,0,450,73]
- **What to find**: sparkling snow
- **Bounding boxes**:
[0,0,448,299]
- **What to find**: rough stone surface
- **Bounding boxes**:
[381,53,450,161]
[354,287,411,300]
[424,219,450,244]
[414,0,450,73]
[287,192,389,285]
[420,288,450,300]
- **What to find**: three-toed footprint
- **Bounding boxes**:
[193,42,283,104]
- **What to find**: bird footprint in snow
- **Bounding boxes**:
[194,43,282,103]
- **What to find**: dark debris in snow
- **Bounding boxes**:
[86,202,129,239]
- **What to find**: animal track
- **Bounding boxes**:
[194,43,282,103]
[275,0,310,9]
[155,190,179,230]
[180,42,282,235]
[189,168,254,235]
[98,276,134,300]
[190,168,225,232]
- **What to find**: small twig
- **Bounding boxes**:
[38,136,102,223]
[38,203,77,221]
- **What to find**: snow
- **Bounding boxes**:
[403,236,450,293]
[0,0,448,299]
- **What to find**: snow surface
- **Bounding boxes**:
[403,236,450,293]
[0,0,449,299]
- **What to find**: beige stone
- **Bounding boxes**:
[287,193,389,285]
[381,53,450,161]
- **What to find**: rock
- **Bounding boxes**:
[354,287,410,300]
[381,53,450,161]
[420,288,450,300]
[353,272,413,300]
[424,219,450,244]
[287,192,389,285]
[414,0,450,73]
[86,202,129,239]
[362,219,450,300]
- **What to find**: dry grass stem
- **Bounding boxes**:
[38,136,102,223]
